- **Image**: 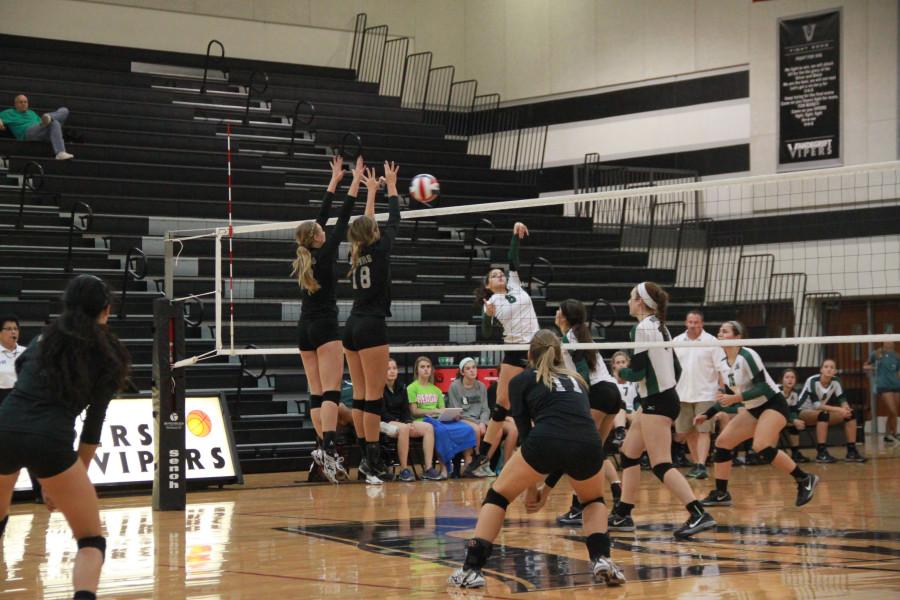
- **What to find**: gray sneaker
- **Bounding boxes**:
[592,557,626,586]
[398,468,416,482]
[473,463,495,478]
[422,467,444,481]
[322,451,348,483]
[448,567,485,588]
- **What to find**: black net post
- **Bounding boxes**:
[152,297,186,511]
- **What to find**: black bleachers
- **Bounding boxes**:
[0,34,771,475]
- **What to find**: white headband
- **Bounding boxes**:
[637,282,658,310]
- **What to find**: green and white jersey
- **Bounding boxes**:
[717,347,779,410]
[484,270,539,344]
[799,374,846,409]
[628,315,678,398]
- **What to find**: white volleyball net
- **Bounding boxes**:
[162,161,899,430]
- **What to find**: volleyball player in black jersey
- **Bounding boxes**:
[0,275,130,600]
[344,161,401,484]
[293,155,362,483]
[449,329,624,588]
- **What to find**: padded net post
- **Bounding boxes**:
[152,297,186,511]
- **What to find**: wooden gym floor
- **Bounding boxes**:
[2,437,900,599]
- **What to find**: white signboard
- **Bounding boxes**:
[14,396,238,492]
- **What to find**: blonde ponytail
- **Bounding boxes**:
[347,216,379,277]
[292,222,320,293]
[529,329,587,390]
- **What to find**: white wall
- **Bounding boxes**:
[6,0,897,173]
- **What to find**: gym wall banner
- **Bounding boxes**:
[778,9,841,170]
[14,395,242,492]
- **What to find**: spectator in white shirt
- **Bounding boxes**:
[0,315,26,404]
[673,310,722,480]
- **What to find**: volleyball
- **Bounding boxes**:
[409,173,440,203]
[187,409,212,437]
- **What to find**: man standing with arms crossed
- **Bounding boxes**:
[673,310,722,480]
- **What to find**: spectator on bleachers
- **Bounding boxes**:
[0,315,25,404]
[447,357,507,478]
[408,355,474,480]
[798,358,866,463]
[779,368,810,463]
[864,341,900,443]
[0,95,73,160]
[382,358,436,482]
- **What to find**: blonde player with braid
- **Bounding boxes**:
[293,155,362,483]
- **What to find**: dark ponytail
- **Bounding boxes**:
[38,275,131,412]
[558,298,598,373]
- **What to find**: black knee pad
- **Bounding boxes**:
[482,487,510,510]
[580,496,606,508]
[714,447,733,463]
[620,453,641,469]
[651,462,674,482]
[757,446,778,464]
[77,535,106,560]
[363,398,383,416]
[322,390,341,405]
[817,411,830,422]
[309,394,323,410]
[351,399,365,411]
[491,404,509,423]
[787,425,799,435]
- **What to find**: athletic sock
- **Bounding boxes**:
[715,478,729,493]
[610,482,622,499]
[477,440,491,456]
[816,443,826,453]
[323,431,336,453]
[586,532,612,561]
[790,466,808,480]
[0,514,8,537]
[615,501,634,517]
[357,437,366,453]
[570,493,582,511]
[686,500,705,518]
[847,442,856,452]
[464,538,493,570]
[73,592,97,600]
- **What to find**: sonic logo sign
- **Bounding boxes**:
[14,396,239,492]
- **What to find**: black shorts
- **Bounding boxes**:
[521,435,605,481]
[298,317,340,351]
[0,431,77,478]
[589,381,623,414]
[639,388,680,420]
[746,393,791,421]
[342,314,388,351]
[502,350,528,369]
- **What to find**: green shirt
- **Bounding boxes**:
[0,108,40,140]
[869,350,900,391]
[407,380,444,420]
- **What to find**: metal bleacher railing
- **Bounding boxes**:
[348,13,547,184]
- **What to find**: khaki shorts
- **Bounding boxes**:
[675,401,716,434]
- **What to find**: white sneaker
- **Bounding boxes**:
[322,451,348,483]
[592,557,626,586]
[55,152,74,160]
[448,567,485,588]
[473,463,495,478]
[41,113,52,127]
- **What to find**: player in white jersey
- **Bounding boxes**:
[464,222,539,476]
[694,321,819,508]
[611,351,640,417]
[554,299,625,525]
[798,358,866,463]
[778,368,811,463]
[607,282,716,539]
